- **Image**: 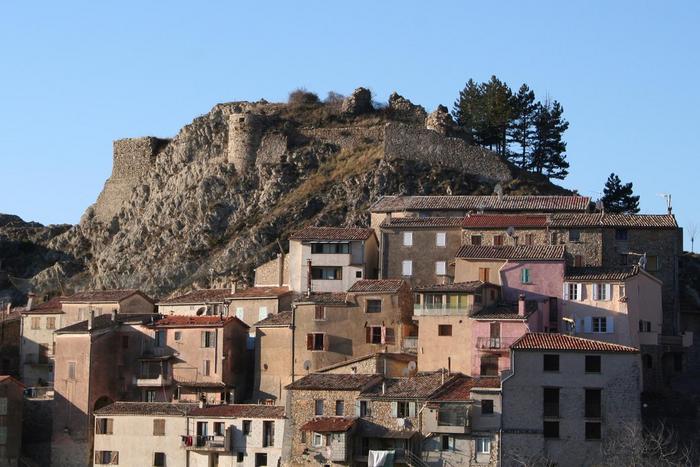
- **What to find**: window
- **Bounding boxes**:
[153,419,165,436]
[46,317,56,329]
[174,331,181,341]
[615,229,628,241]
[95,451,119,465]
[312,432,326,447]
[201,331,215,348]
[471,235,482,246]
[366,326,382,344]
[436,232,447,247]
[585,422,602,440]
[619,253,629,265]
[403,232,413,246]
[255,453,268,467]
[569,229,581,242]
[259,307,268,320]
[121,335,129,348]
[262,421,274,447]
[315,399,324,416]
[31,317,40,330]
[646,255,659,271]
[435,261,447,275]
[574,254,584,267]
[202,360,211,377]
[438,325,452,336]
[480,355,499,376]
[550,232,558,244]
[585,389,602,418]
[335,400,345,416]
[592,317,608,333]
[366,299,381,313]
[311,267,342,280]
[402,260,413,276]
[145,390,156,402]
[153,452,166,467]
[68,361,76,380]
[356,270,362,278]
[543,421,559,439]
[479,267,490,283]
[564,283,581,301]
[585,355,601,373]
[524,233,534,245]
[543,354,560,372]
[96,418,114,435]
[242,420,251,435]
[543,388,559,417]
[154,330,166,348]
[396,401,411,418]
[237,452,245,463]
[212,422,224,436]
[493,234,504,246]
[307,333,326,351]
[314,306,325,320]
[38,344,49,364]
[311,243,350,254]
[520,268,530,284]
[441,435,451,451]
[619,285,626,298]
[476,437,491,454]
[639,320,652,332]
[481,400,494,415]
[359,400,370,417]
[593,284,610,301]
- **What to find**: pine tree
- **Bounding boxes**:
[601,173,640,213]
[452,79,484,145]
[481,75,513,157]
[508,84,537,168]
[530,100,570,179]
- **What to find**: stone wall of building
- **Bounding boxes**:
[298,126,385,150]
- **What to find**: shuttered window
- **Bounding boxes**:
[436,232,447,247]
[403,232,413,246]
[153,419,165,436]
[402,260,413,277]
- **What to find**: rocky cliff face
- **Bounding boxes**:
[2,91,569,300]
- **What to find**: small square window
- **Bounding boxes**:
[403,232,413,247]
[476,437,491,454]
[436,232,447,247]
[355,270,362,278]
[237,452,245,463]
[242,420,251,435]
[569,229,581,242]
[543,421,559,439]
[154,452,166,467]
[402,260,413,277]
[481,400,494,415]
[441,435,451,451]
[314,399,324,416]
[335,400,344,416]
[471,235,482,246]
[543,354,559,372]
[174,331,182,341]
[255,452,268,467]
[438,325,452,336]
[585,355,601,373]
[585,422,601,440]
[435,261,447,276]
[366,299,381,313]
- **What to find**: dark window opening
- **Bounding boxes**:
[585,389,602,418]
[585,355,601,373]
[544,354,560,372]
[543,421,559,439]
[543,388,559,418]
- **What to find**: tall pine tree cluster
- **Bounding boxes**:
[453,76,570,179]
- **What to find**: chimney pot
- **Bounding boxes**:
[518,294,526,316]
[111,309,117,321]
[26,293,35,311]
[88,309,95,330]
[231,281,237,295]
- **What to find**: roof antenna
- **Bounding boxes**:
[494,184,503,201]
[658,193,672,214]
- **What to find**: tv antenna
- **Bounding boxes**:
[657,193,672,214]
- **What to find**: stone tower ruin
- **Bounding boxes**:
[227,112,264,174]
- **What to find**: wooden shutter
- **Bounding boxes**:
[607,317,615,333]
[385,327,395,345]
[355,400,361,416]
[201,331,206,348]
[604,284,612,301]
[106,418,113,434]
[391,401,398,418]
[95,452,101,464]
[563,283,569,300]
[153,419,165,436]
[306,334,313,350]
[365,327,371,344]
[583,317,592,333]
[409,402,416,418]
[323,334,329,351]
[592,284,599,301]
[211,331,217,348]
[381,326,387,344]
[576,284,583,301]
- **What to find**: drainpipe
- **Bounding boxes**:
[290,304,297,384]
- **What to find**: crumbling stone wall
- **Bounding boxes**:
[297,126,385,151]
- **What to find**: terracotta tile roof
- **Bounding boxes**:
[94,402,197,416]
[289,227,374,241]
[254,311,292,327]
[456,245,565,260]
[462,214,549,228]
[23,296,65,314]
[55,313,156,334]
[357,420,418,439]
[62,289,150,303]
[431,375,500,401]
[361,372,457,400]
[565,266,640,282]
[549,213,678,228]
[286,373,382,391]
[189,404,285,419]
[415,281,486,293]
[293,293,350,306]
[511,332,638,353]
[152,315,248,329]
[231,287,291,299]
[300,417,357,432]
[158,289,232,304]
[370,195,590,213]
[380,217,464,228]
[316,352,416,373]
[471,303,531,320]
[0,375,25,388]
[348,280,406,293]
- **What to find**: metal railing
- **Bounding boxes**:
[402,336,418,352]
[413,305,473,316]
[24,386,54,400]
[181,434,228,451]
[475,336,517,350]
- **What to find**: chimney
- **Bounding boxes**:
[277,252,285,287]
[381,380,386,395]
[306,259,312,298]
[231,281,237,295]
[198,399,205,409]
[111,309,118,321]
[88,309,95,330]
[518,294,526,316]
[5,303,10,314]
[26,292,35,311]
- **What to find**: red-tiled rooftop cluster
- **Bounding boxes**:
[511,333,639,352]
[370,195,591,213]
[290,227,374,241]
[456,245,565,260]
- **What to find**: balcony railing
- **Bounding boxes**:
[413,304,473,317]
[181,434,229,451]
[133,374,172,387]
[24,386,54,400]
[475,337,517,351]
[402,336,418,352]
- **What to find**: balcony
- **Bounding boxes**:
[475,336,517,351]
[402,336,418,353]
[133,374,172,387]
[423,404,471,434]
[24,386,54,400]
[182,434,230,452]
[413,305,473,317]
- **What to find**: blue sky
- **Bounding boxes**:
[1,1,698,248]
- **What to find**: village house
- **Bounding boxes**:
[501,333,641,466]
[19,296,63,386]
[316,352,417,377]
[0,304,20,381]
[287,227,379,293]
[156,286,293,326]
[378,216,464,287]
[144,315,252,404]
[59,289,155,320]
[254,252,289,288]
[0,375,24,467]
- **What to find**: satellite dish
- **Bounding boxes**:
[407,361,417,371]
[195,307,206,316]
[303,360,311,372]
[402,368,410,377]
[506,226,516,237]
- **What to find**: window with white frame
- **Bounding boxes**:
[312,432,326,447]
[592,317,608,333]
[476,437,491,454]
[436,232,446,247]
[435,261,446,275]
[593,284,611,301]
[564,283,582,301]
[403,232,413,247]
[402,260,413,277]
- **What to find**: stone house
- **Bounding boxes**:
[60,289,155,320]
[378,217,464,287]
[0,308,20,381]
[157,286,293,326]
[144,315,252,404]
[461,214,551,248]
[501,333,641,466]
[253,311,293,405]
[254,253,290,288]
[0,375,24,467]
[287,227,379,293]
[316,352,417,377]
[19,296,63,386]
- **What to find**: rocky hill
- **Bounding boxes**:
[1,88,571,302]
